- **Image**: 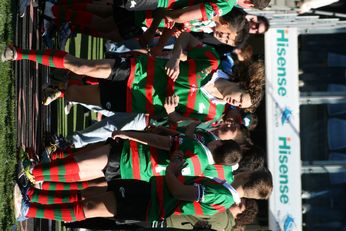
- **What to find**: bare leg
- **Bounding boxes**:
[73,143,111,180]
[84,178,108,188]
[81,185,108,199]
[65,85,102,107]
[82,191,117,218]
[63,54,114,79]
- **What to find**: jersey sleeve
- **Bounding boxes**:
[201,0,236,20]
[195,179,235,216]
[177,178,234,217]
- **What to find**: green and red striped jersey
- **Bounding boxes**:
[126,45,225,122]
[158,0,237,21]
[135,0,236,32]
[120,135,214,181]
[147,176,235,222]
[202,164,234,183]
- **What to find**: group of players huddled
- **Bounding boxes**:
[3,0,274,230]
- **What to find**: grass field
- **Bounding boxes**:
[0,0,103,228]
[0,0,16,230]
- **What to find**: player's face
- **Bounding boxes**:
[221,82,252,109]
[247,16,266,34]
[230,202,246,218]
[213,23,237,46]
[216,122,239,140]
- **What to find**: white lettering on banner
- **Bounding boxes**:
[278,136,290,204]
[276,29,289,97]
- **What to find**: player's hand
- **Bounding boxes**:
[112,131,128,140]
[167,150,186,175]
[165,58,180,81]
[172,27,186,38]
[164,95,179,114]
[164,15,176,29]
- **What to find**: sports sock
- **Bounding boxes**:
[26,202,85,221]
[15,48,67,68]
[42,181,89,191]
[34,174,81,182]
[27,187,81,204]
[50,147,75,160]
[32,156,80,182]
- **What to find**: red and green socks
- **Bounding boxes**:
[27,187,81,204]
[32,156,81,182]
[50,147,76,160]
[26,202,85,222]
[15,48,67,68]
[42,181,89,191]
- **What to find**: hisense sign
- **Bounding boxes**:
[265,28,302,231]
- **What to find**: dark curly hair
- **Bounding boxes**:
[243,167,273,199]
[233,199,259,228]
[235,145,265,174]
[210,139,242,166]
[220,7,250,47]
[233,59,265,113]
[258,15,270,32]
[252,0,271,10]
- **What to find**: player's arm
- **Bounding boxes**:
[112,131,172,151]
[139,8,166,47]
[164,95,198,125]
[165,4,203,24]
[165,151,198,201]
[165,32,202,81]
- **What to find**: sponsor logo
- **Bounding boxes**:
[276,29,289,97]
[106,102,112,110]
[282,214,296,231]
[281,107,292,125]
[130,0,137,8]
[278,136,290,204]
[119,186,125,198]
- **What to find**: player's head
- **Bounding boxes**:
[237,0,271,10]
[217,80,253,109]
[241,167,273,200]
[236,145,265,173]
[208,139,242,166]
[214,8,250,47]
[232,199,258,225]
[215,120,240,140]
[233,59,265,112]
[246,15,270,34]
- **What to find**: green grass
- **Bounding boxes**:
[0,0,16,230]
